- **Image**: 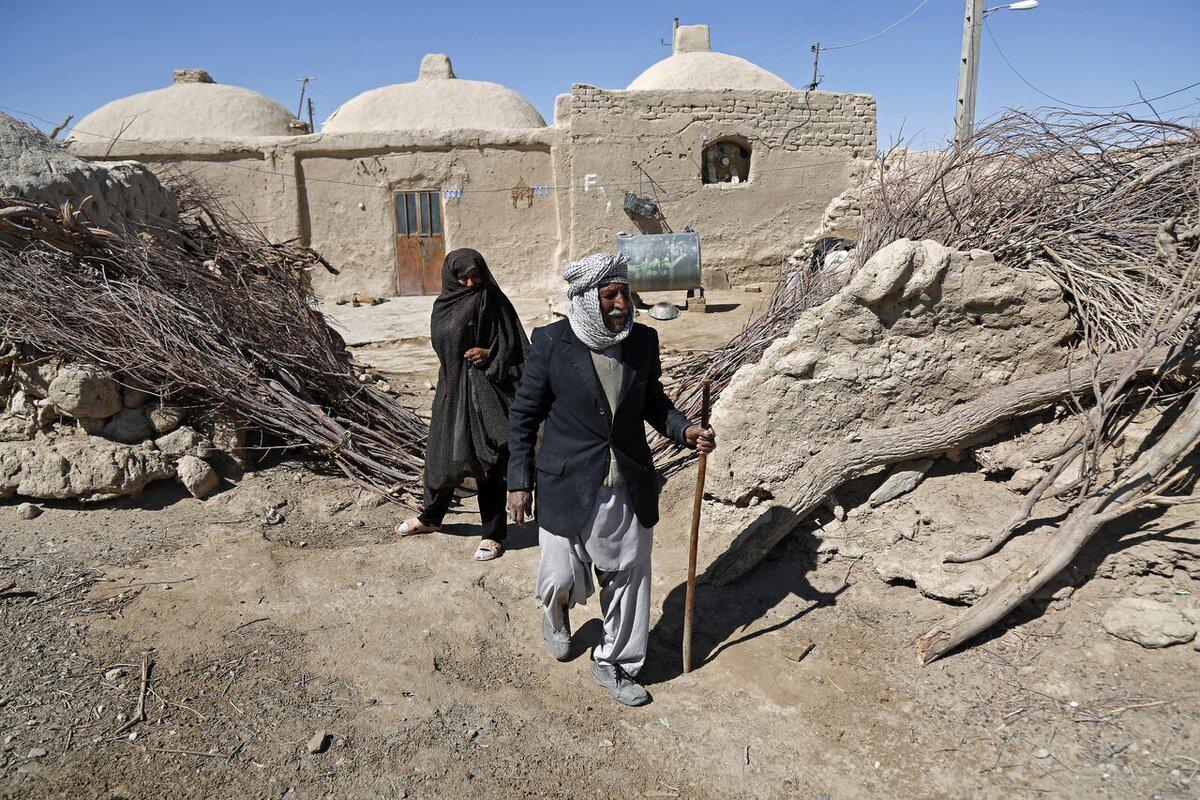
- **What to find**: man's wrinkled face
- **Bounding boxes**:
[598,281,631,332]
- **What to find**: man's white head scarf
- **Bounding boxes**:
[563,252,634,351]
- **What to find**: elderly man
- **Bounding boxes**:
[507,252,715,706]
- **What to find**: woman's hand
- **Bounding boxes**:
[464,347,491,368]
[684,425,717,454]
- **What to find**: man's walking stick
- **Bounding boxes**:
[682,379,710,674]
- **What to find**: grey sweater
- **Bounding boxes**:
[590,345,624,487]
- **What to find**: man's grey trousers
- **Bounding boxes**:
[535,485,652,674]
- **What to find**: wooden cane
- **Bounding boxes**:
[682,380,711,674]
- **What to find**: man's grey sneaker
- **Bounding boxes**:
[541,607,571,661]
[589,662,650,707]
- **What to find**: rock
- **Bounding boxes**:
[122,387,153,409]
[868,459,934,507]
[78,416,106,435]
[1007,466,1045,493]
[176,456,218,499]
[1102,598,1196,648]
[148,404,184,436]
[0,391,38,442]
[102,408,154,444]
[16,502,41,520]
[697,240,1076,580]
[0,439,174,502]
[873,553,994,604]
[25,747,47,759]
[208,415,249,475]
[1,112,178,232]
[356,491,386,510]
[47,365,122,419]
[104,668,125,682]
[13,358,56,399]
[307,729,329,754]
[155,426,214,460]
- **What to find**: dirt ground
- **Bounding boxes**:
[2,292,1198,799]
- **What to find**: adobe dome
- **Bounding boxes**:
[626,24,792,92]
[72,70,298,142]
[323,54,546,133]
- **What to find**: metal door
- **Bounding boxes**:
[393,190,444,295]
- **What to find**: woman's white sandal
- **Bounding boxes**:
[473,540,502,561]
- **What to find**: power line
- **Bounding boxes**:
[759,0,882,62]
[984,22,1200,111]
[822,0,931,51]
[746,0,869,63]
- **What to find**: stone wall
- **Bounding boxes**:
[566,86,876,286]
[0,114,177,232]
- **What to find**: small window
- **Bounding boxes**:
[393,191,443,237]
[702,138,751,185]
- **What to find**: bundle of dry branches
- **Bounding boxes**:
[857,108,1200,351]
[690,107,1200,661]
[0,184,426,497]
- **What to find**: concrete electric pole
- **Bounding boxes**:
[954,0,984,148]
[954,0,1039,148]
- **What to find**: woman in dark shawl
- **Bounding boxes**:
[396,248,529,560]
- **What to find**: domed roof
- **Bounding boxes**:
[626,24,792,92]
[72,70,298,142]
[323,54,546,133]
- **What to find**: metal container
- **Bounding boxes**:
[616,229,702,292]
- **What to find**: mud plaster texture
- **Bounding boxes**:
[565,85,875,288]
[0,114,177,233]
[67,49,876,297]
[698,239,1077,574]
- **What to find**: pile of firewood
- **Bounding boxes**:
[658,106,1200,661]
[856,109,1199,352]
[0,181,426,498]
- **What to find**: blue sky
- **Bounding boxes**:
[3,1,1197,148]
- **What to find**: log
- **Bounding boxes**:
[703,346,1180,586]
[916,386,1200,664]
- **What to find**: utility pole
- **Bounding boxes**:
[295,76,313,121]
[307,97,315,133]
[808,43,821,91]
[954,0,984,148]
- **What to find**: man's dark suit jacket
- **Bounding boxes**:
[507,319,693,538]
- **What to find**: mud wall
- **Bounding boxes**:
[564,86,876,286]
[298,144,559,298]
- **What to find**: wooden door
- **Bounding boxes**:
[393,190,445,295]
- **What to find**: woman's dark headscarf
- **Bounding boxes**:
[423,248,529,491]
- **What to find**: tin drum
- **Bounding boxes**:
[616,230,702,292]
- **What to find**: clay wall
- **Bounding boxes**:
[71,132,562,297]
[565,86,876,286]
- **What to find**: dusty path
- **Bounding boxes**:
[2,291,1198,798]
[2,461,1197,799]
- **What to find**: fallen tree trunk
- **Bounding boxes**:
[703,345,1183,586]
[915,386,1200,664]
